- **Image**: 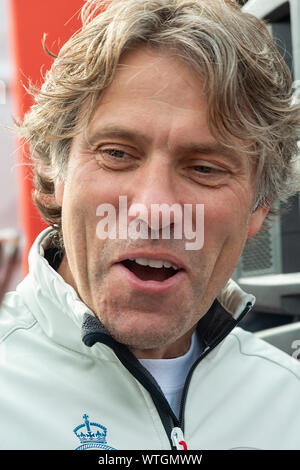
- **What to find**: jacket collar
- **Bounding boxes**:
[17,227,255,356]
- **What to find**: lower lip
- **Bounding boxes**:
[113,262,187,294]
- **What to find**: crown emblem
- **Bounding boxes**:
[73,414,116,450]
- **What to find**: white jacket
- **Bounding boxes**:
[1,227,300,450]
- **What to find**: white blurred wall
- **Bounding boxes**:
[0,0,22,287]
[0,0,19,231]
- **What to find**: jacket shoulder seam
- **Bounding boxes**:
[230,331,300,382]
[0,318,38,345]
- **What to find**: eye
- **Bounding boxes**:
[194,165,218,174]
[94,145,138,171]
[188,161,230,186]
[96,148,130,160]
[193,163,226,175]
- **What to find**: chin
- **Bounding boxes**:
[96,303,193,353]
[105,318,186,353]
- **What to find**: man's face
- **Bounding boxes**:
[55,47,267,358]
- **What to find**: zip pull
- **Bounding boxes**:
[171,427,188,450]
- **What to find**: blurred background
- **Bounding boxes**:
[0,0,20,286]
[1,0,300,353]
[0,0,84,287]
[0,1,15,229]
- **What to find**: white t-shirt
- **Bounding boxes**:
[138,332,202,419]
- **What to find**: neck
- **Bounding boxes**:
[129,327,197,359]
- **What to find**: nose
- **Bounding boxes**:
[127,156,183,235]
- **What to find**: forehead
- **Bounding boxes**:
[86,47,212,143]
[96,46,207,114]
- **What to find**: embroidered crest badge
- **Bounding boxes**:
[74,414,116,450]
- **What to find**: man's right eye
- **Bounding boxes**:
[98,149,127,160]
[96,148,128,159]
[94,146,138,170]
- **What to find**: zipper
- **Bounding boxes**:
[171,427,188,450]
[83,325,227,449]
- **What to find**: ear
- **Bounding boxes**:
[247,206,269,239]
[54,178,65,207]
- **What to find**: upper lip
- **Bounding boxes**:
[114,251,188,271]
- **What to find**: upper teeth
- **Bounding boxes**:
[129,258,179,270]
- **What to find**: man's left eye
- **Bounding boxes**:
[194,165,215,174]
[193,165,224,174]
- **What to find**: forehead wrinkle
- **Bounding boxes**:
[116,55,167,88]
[146,96,201,112]
[117,53,201,107]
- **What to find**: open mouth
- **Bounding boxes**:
[121,259,182,282]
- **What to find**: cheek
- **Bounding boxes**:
[62,166,116,222]
[61,172,122,261]
[79,166,124,209]
[202,192,251,252]
[195,195,251,295]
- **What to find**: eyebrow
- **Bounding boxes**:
[85,125,242,165]
[176,142,238,159]
[85,125,151,147]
